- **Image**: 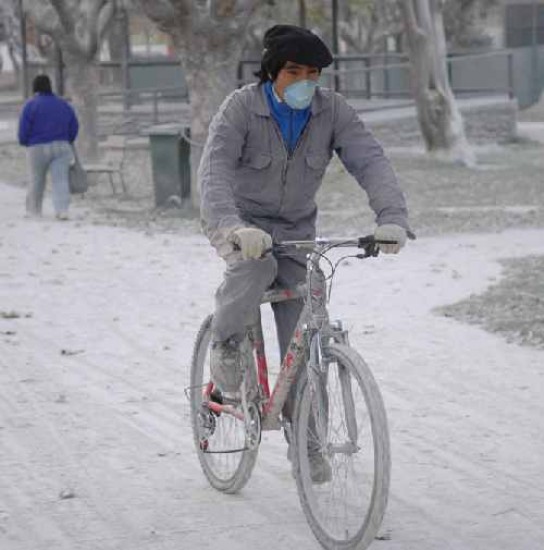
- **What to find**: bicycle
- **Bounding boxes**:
[188,235,393,550]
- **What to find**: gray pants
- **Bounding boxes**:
[211,242,307,421]
[26,141,73,216]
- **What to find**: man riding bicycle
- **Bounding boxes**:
[198,24,411,482]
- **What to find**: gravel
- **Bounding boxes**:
[437,255,544,349]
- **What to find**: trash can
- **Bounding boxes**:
[146,123,191,207]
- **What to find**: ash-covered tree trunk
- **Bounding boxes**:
[25,0,115,161]
[339,0,402,54]
[400,0,474,165]
[138,0,260,209]
[2,0,22,84]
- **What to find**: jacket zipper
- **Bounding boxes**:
[290,117,312,160]
[270,118,289,177]
[289,111,294,155]
[270,115,313,210]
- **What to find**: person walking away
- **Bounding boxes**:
[18,74,79,220]
[199,25,411,482]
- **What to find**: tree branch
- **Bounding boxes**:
[49,0,74,36]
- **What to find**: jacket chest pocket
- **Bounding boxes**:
[306,153,329,174]
[235,150,276,203]
[303,152,329,197]
[242,151,272,170]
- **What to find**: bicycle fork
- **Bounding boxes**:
[308,331,360,456]
[307,330,329,450]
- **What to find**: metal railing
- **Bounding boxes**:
[98,85,188,124]
[238,49,515,101]
[25,49,518,137]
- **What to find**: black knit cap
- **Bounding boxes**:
[262,24,333,71]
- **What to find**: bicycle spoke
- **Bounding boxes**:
[190,316,259,493]
[294,343,390,549]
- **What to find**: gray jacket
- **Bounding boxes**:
[199,83,408,244]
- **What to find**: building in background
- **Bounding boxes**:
[483,0,544,48]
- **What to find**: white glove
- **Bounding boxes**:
[374,224,407,254]
[229,227,272,260]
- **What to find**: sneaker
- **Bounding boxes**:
[308,452,332,484]
[55,212,69,221]
[287,445,333,484]
[210,338,244,394]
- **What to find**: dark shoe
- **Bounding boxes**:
[308,452,332,484]
[210,337,244,393]
[287,445,333,484]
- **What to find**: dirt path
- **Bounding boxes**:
[1,183,543,550]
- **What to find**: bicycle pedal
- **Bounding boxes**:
[209,388,242,406]
[209,388,224,405]
[198,405,217,430]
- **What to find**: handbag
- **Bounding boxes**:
[68,144,89,194]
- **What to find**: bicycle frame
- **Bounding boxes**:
[252,284,312,430]
[204,242,349,432]
[192,235,395,546]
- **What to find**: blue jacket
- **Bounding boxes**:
[264,81,311,154]
[18,92,79,147]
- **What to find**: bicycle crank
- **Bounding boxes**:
[197,404,217,451]
[244,401,262,451]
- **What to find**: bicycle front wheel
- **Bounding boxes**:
[189,315,259,493]
[293,343,390,550]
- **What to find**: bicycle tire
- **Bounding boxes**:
[292,343,390,550]
[189,315,259,493]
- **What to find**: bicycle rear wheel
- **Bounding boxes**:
[189,315,259,493]
[293,343,390,550]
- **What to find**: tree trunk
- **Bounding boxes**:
[183,57,238,209]
[166,17,248,210]
[67,59,101,161]
[401,0,474,165]
[138,0,259,212]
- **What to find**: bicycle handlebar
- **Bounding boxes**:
[277,231,415,248]
[273,235,393,252]
[233,232,416,258]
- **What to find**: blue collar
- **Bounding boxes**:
[264,81,311,153]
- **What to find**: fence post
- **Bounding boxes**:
[153,91,159,124]
[54,43,64,96]
[237,61,243,88]
[332,0,340,92]
[531,0,539,102]
[507,51,514,100]
[119,6,131,112]
[19,0,29,99]
[365,58,372,99]
[384,52,390,99]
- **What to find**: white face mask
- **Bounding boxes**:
[283,80,317,110]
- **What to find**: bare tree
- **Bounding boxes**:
[399,0,474,165]
[137,0,261,206]
[25,0,116,160]
[337,0,496,54]
[1,0,22,84]
[443,0,498,50]
[339,0,402,54]
[243,1,298,59]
